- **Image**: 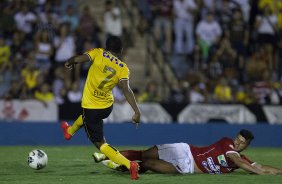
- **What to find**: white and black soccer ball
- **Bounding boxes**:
[27,149,48,170]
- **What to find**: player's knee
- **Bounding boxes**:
[141,159,155,170]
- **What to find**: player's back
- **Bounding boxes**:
[190,137,239,174]
[82,48,129,109]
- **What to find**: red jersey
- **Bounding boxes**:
[190,137,254,174]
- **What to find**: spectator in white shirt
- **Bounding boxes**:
[104,0,122,38]
[196,12,222,62]
[53,23,76,64]
[173,0,197,54]
[14,5,37,35]
[189,84,206,103]
[67,81,82,103]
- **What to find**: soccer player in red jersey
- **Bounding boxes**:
[94,129,282,175]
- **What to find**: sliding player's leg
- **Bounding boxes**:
[93,150,143,163]
[141,159,179,174]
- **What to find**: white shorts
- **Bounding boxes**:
[156,143,194,174]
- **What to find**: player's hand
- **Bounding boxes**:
[132,112,140,127]
[65,61,75,70]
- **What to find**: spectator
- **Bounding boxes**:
[6,79,26,99]
[189,83,206,103]
[14,5,37,37]
[138,81,160,102]
[196,12,222,63]
[228,8,249,70]
[67,81,82,103]
[10,31,27,59]
[54,23,76,65]
[235,84,255,104]
[0,3,16,39]
[215,0,234,30]
[104,0,122,38]
[173,0,197,54]
[232,0,250,22]
[21,60,41,96]
[35,83,55,105]
[169,81,188,103]
[213,77,233,103]
[34,30,53,72]
[213,33,237,69]
[60,5,79,31]
[0,36,11,72]
[252,70,271,104]
[37,3,60,30]
[150,0,173,53]
[198,0,216,18]
[255,4,278,71]
[77,6,101,52]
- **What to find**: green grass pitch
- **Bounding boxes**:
[1,146,282,184]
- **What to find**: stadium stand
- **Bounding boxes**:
[1,0,282,125]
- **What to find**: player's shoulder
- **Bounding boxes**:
[219,137,235,149]
[86,48,103,53]
[218,137,234,145]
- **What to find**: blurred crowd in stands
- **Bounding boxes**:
[0,0,123,105]
[137,0,282,105]
[1,0,282,106]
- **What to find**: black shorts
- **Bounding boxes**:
[82,105,113,143]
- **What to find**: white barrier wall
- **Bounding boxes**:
[105,102,172,123]
[0,100,58,122]
[263,106,282,125]
[178,104,257,124]
[1,100,282,124]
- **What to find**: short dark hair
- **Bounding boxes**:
[239,129,254,142]
[106,36,123,54]
[105,0,113,5]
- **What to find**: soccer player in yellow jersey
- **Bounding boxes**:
[60,36,141,180]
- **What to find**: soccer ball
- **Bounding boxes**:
[27,149,48,170]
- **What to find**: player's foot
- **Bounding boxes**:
[92,152,106,163]
[101,160,120,169]
[130,161,139,180]
[61,121,72,140]
[101,160,128,172]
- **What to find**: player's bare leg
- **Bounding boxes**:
[141,159,179,174]
[142,146,159,159]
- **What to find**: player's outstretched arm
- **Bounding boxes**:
[65,54,90,70]
[227,153,266,175]
[119,80,141,124]
[253,164,282,175]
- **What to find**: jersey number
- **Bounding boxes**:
[98,65,116,89]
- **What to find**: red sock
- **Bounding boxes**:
[120,150,142,161]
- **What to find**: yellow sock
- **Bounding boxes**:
[67,115,83,135]
[100,143,130,169]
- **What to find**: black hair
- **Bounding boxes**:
[105,0,113,5]
[239,129,254,142]
[105,36,123,54]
